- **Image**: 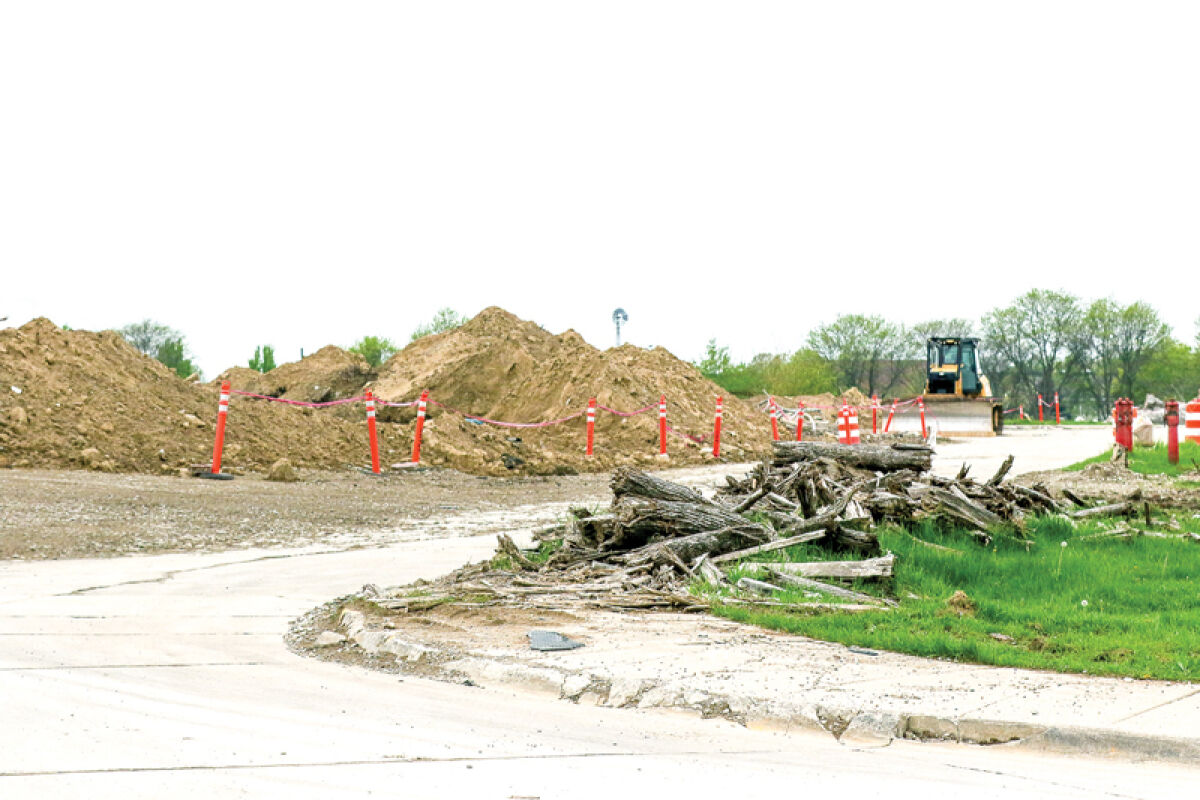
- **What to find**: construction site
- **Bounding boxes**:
[2,302,1199,799]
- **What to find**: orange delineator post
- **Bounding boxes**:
[712,396,723,457]
[658,395,668,456]
[871,395,879,434]
[1038,394,1044,422]
[365,391,380,474]
[884,399,897,433]
[769,397,780,441]
[211,380,230,474]
[795,400,804,441]
[411,389,429,463]
[1019,404,1025,420]
[1186,398,1200,445]
[918,396,927,440]
[1054,392,1061,425]
[585,398,596,456]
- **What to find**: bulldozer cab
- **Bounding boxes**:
[926,337,982,397]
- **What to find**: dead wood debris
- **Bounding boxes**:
[376,441,1161,614]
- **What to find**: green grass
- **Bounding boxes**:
[1066,441,1200,478]
[708,516,1200,681]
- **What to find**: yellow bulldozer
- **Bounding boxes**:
[921,337,1003,435]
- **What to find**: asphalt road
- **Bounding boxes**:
[3,425,1186,798]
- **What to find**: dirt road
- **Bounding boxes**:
[0,426,1116,560]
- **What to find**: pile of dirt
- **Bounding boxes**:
[0,319,393,474]
[214,345,374,404]
[368,307,773,474]
[766,388,873,422]
[0,310,774,477]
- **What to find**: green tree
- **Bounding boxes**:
[981,290,1082,402]
[410,308,467,341]
[349,336,398,368]
[249,345,276,373]
[155,338,200,380]
[1137,339,1200,402]
[806,314,908,396]
[697,339,732,378]
[119,319,178,356]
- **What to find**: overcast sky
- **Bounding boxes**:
[3,2,1197,378]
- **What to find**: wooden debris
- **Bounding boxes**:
[769,553,895,580]
[773,441,933,472]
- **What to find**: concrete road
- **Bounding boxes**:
[2,427,1185,797]
[931,424,1113,479]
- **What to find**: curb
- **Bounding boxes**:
[328,608,1200,765]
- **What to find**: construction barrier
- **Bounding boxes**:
[712,396,723,458]
[365,391,381,474]
[1054,392,1061,425]
[215,382,1070,475]
[658,395,668,456]
[837,400,860,445]
[411,390,429,463]
[585,398,596,456]
[1186,398,1200,445]
[210,380,230,475]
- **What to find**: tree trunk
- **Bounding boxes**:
[773,441,932,472]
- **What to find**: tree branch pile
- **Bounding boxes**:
[376,442,1159,615]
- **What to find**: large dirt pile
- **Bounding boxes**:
[215,346,374,403]
[0,311,773,478]
[0,319,394,474]
[369,307,772,474]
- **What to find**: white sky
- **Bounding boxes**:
[3,2,1198,378]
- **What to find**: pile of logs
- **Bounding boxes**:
[378,441,1156,615]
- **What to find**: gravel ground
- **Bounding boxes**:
[0,467,619,560]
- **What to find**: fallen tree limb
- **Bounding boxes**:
[710,530,827,564]
[773,441,932,472]
[761,567,897,607]
[768,553,895,580]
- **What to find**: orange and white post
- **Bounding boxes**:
[918,396,928,440]
[871,395,880,434]
[411,389,429,463]
[769,397,780,441]
[712,396,723,457]
[365,391,381,474]
[585,398,597,456]
[658,395,668,457]
[210,380,231,474]
[884,399,897,433]
[837,400,860,445]
[795,400,805,441]
[1054,392,1061,425]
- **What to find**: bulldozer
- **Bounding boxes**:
[921,337,1003,435]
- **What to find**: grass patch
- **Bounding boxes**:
[1066,442,1200,478]
[709,515,1200,681]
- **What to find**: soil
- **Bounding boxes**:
[0,466,618,560]
[0,310,771,478]
[1019,461,1200,509]
[215,345,374,403]
[367,307,774,475]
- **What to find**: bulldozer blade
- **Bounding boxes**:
[889,397,1000,437]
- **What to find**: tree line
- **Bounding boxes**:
[698,290,1200,418]
[117,307,467,379]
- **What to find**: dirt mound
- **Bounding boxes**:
[0,319,388,474]
[0,310,774,478]
[215,346,373,403]
[369,307,772,474]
